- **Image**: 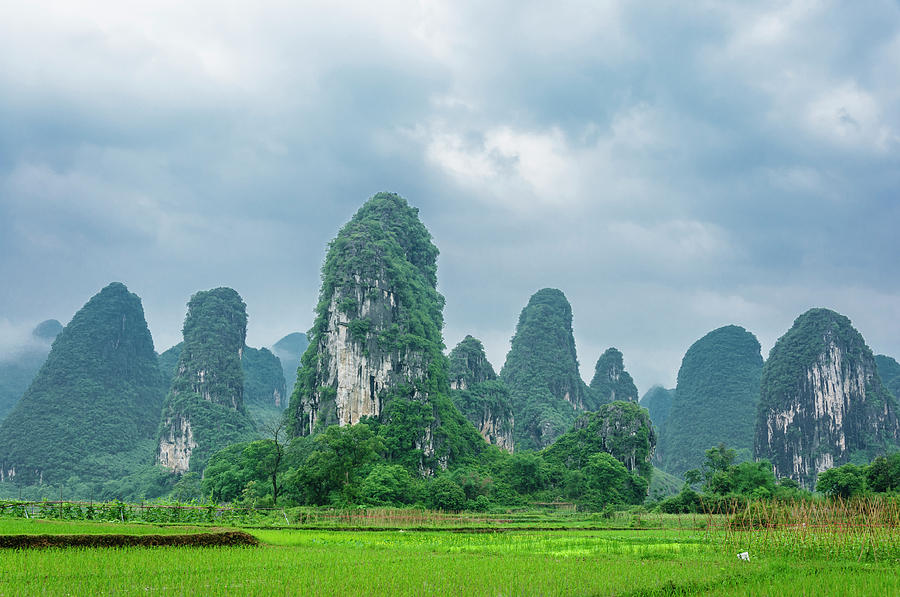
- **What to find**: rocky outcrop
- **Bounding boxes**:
[0,283,166,485]
[501,288,591,450]
[658,325,763,476]
[288,193,485,473]
[590,348,639,405]
[157,287,256,473]
[756,309,899,488]
[449,336,514,451]
[544,401,656,482]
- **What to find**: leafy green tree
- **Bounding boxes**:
[816,464,867,498]
[291,423,384,505]
[427,476,466,511]
[865,454,900,493]
[360,464,413,505]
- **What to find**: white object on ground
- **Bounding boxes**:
[737,551,750,561]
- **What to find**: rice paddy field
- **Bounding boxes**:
[0,500,898,596]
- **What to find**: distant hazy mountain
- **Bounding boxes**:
[0,320,62,423]
[271,332,308,392]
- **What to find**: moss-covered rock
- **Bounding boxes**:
[544,401,655,482]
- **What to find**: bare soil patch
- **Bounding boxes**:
[0,531,258,549]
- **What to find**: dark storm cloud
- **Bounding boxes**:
[1,1,898,392]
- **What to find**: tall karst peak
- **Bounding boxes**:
[288,192,484,472]
[658,325,763,476]
[590,347,639,405]
[157,287,255,474]
[501,288,590,450]
[449,335,514,451]
[0,282,166,484]
[755,308,899,488]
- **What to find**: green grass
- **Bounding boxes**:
[1,500,898,595]
[0,523,897,596]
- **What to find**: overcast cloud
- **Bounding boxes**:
[1,0,899,392]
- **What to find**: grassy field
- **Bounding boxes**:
[0,501,898,595]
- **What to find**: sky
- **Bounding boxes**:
[1,1,899,393]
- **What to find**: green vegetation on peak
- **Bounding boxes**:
[589,347,638,405]
[271,332,309,392]
[0,282,166,485]
[157,287,256,474]
[501,288,590,451]
[658,325,763,476]
[758,309,879,413]
[241,346,287,423]
[0,320,63,424]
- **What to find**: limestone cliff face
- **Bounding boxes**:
[590,348,639,405]
[756,309,899,488]
[157,287,255,473]
[156,416,196,474]
[295,279,428,433]
[449,336,515,451]
[289,193,485,473]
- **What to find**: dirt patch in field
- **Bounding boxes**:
[0,531,258,549]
